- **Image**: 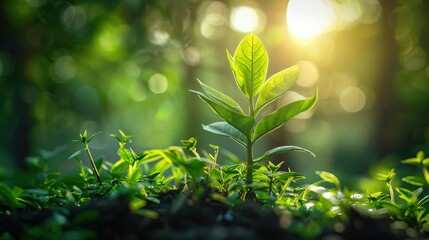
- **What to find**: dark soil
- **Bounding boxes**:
[1,189,427,240]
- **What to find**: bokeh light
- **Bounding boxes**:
[339,86,366,113]
[230,6,265,33]
[296,61,319,87]
[52,56,77,83]
[199,1,228,39]
[286,0,335,40]
[62,5,87,30]
[1,0,428,189]
[148,73,168,94]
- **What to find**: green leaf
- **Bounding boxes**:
[68,148,85,159]
[184,157,207,182]
[252,89,318,142]
[197,79,244,114]
[402,176,426,187]
[233,34,268,97]
[111,159,128,176]
[253,146,315,163]
[87,131,101,143]
[227,50,236,80]
[128,168,142,184]
[0,183,18,214]
[191,90,254,135]
[118,148,135,165]
[377,169,396,182]
[423,167,429,185]
[95,157,104,174]
[44,171,60,188]
[255,65,299,114]
[277,171,303,181]
[202,122,247,147]
[316,171,340,189]
[181,137,198,151]
[418,194,429,206]
[401,157,421,166]
[396,187,413,203]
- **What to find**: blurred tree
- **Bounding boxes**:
[1,0,429,181]
[0,3,32,168]
[376,0,429,159]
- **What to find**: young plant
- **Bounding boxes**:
[377,168,396,204]
[69,130,103,186]
[401,151,429,186]
[252,161,304,203]
[191,34,317,189]
[109,130,145,185]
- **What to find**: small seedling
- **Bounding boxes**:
[69,130,103,186]
[401,151,429,185]
[191,34,317,190]
[377,168,396,204]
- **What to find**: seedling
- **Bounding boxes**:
[402,151,429,185]
[191,34,317,190]
[377,168,396,204]
[69,130,103,186]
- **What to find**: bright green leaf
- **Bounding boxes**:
[253,146,315,163]
[396,187,412,203]
[191,90,254,135]
[197,79,244,114]
[255,65,299,114]
[111,159,128,176]
[227,50,236,80]
[202,122,247,147]
[233,34,268,97]
[377,169,396,182]
[128,168,142,184]
[423,167,429,185]
[418,195,429,206]
[252,89,318,142]
[181,137,198,151]
[316,171,340,189]
[277,171,303,181]
[117,148,135,165]
[401,157,421,166]
[402,176,426,187]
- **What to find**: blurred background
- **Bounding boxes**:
[1,0,429,185]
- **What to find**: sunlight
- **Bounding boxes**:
[230,6,264,33]
[286,0,335,40]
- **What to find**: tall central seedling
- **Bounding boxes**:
[191,34,317,188]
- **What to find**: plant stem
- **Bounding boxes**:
[246,93,255,187]
[246,138,253,186]
[388,183,395,204]
[85,144,103,186]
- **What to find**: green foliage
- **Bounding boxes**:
[2,131,429,238]
[378,168,396,203]
[402,151,429,185]
[191,34,317,189]
[0,183,19,216]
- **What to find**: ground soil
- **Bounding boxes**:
[1,189,427,239]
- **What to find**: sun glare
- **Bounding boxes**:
[286,0,334,40]
[230,6,263,33]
